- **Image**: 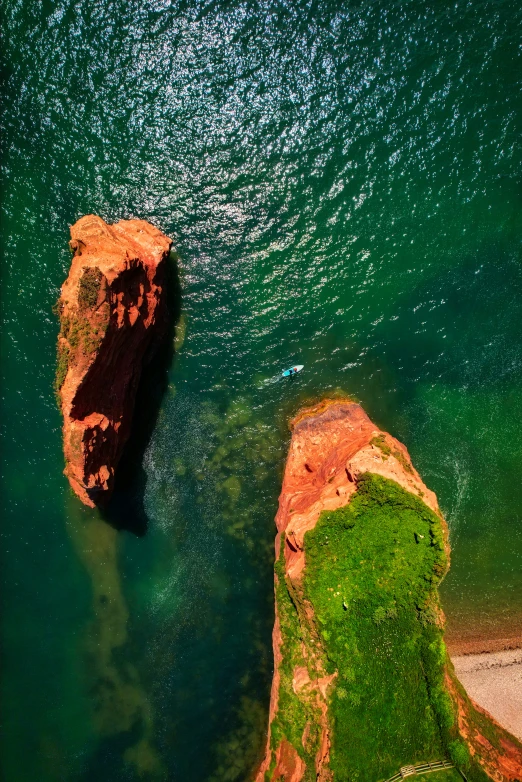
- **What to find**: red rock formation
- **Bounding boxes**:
[275,399,440,582]
[55,214,172,507]
[271,741,306,782]
[446,669,522,782]
[257,399,522,782]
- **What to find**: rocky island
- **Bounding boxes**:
[257,400,522,782]
[55,215,172,507]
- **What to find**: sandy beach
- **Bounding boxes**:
[450,647,522,741]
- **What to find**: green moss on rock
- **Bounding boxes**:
[54,340,70,399]
[78,267,102,309]
[303,474,449,780]
[269,538,321,772]
[371,434,414,474]
[53,271,108,405]
[270,473,499,781]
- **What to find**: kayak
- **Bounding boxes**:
[282,364,304,378]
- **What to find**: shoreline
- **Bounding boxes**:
[446,634,522,657]
[450,648,522,742]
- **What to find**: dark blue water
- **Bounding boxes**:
[2,1,522,780]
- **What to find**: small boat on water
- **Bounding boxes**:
[282,364,304,378]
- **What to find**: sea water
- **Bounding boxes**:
[2,1,522,779]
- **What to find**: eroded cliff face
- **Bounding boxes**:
[55,215,172,507]
[257,399,522,782]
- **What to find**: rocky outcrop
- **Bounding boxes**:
[275,400,440,582]
[257,399,522,782]
[55,215,172,507]
[445,666,522,782]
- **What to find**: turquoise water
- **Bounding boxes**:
[2,1,522,780]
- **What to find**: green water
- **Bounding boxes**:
[1,1,521,780]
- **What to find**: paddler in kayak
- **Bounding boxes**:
[281,364,304,378]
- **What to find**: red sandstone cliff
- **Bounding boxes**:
[55,215,172,507]
[256,399,522,782]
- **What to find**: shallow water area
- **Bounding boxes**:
[2,1,522,780]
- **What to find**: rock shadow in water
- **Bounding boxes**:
[101,250,182,537]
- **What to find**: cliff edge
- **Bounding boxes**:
[55,215,172,507]
[257,399,522,782]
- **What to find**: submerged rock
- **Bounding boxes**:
[257,399,522,782]
[55,214,172,507]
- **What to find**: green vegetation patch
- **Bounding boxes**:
[55,340,70,398]
[303,473,453,781]
[422,773,466,782]
[53,282,108,405]
[269,473,507,781]
[371,434,414,474]
[267,538,321,780]
[78,267,102,309]
[54,310,105,394]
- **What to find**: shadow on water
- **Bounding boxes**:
[102,250,182,537]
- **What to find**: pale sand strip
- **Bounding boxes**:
[451,649,522,741]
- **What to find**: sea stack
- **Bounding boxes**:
[257,399,522,782]
[55,215,172,507]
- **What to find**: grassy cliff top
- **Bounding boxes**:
[269,473,495,782]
